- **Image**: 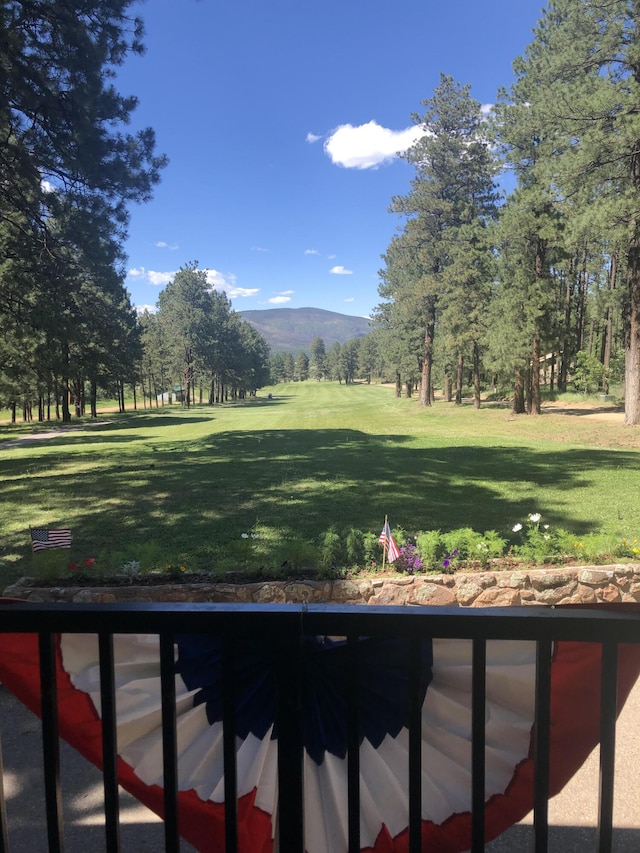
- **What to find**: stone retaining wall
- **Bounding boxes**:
[5,564,640,607]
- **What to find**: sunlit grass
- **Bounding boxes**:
[0,382,637,586]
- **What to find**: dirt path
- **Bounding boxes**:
[0,421,112,449]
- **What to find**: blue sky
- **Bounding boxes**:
[117,0,546,318]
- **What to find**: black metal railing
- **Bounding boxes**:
[0,601,639,853]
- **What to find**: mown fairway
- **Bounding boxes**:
[1,382,639,584]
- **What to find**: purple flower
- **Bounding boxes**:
[443,558,451,569]
[396,543,423,574]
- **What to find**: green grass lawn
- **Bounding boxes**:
[1,382,638,586]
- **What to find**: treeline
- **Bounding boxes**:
[374,2,640,425]
[269,336,378,385]
[140,263,271,407]
[0,3,271,423]
[0,2,165,422]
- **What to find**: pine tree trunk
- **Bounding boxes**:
[602,251,617,394]
[513,368,525,414]
[419,304,435,407]
[455,353,463,405]
[61,383,71,422]
[531,335,541,415]
[625,218,640,424]
[559,266,574,393]
[473,342,481,409]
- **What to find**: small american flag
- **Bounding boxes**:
[31,528,72,552]
[379,518,400,563]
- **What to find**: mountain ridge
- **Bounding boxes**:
[240,307,371,353]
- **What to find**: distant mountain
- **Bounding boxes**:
[240,307,371,353]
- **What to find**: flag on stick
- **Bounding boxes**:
[379,518,400,563]
[31,528,72,552]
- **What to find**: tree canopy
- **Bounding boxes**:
[0,0,166,420]
[375,5,640,423]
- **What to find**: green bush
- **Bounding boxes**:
[415,530,444,568]
[343,526,365,566]
[363,531,380,565]
[32,549,71,581]
[573,351,604,395]
[319,527,343,569]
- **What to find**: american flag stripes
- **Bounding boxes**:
[31,528,72,552]
[379,518,400,563]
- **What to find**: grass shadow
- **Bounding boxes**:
[2,425,638,568]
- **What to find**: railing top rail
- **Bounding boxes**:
[1,601,640,642]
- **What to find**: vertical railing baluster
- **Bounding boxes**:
[597,641,618,853]
[347,634,360,853]
[408,635,423,853]
[533,638,552,853]
[159,632,179,853]
[0,735,9,853]
[98,632,120,852]
[471,639,486,852]
[222,635,238,853]
[39,631,64,853]
[275,628,304,853]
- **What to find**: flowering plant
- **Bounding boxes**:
[511,513,559,563]
[394,543,423,574]
[442,549,459,571]
[68,557,96,572]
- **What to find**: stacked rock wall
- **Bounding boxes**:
[5,564,640,607]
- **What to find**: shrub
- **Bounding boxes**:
[415,530,444,568]
[363,531,380,565]
[319,527,343,569]
[343,527,365,566]
[573,350,604,395]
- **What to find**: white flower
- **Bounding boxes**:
[512,523,523,532]
[251,533,259,539]
[528,513,541,524]
[543,534,550,540]
[241,533,249,539]
[543,524,549,530]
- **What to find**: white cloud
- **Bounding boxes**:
[148,270,175,286]
[344,297,354,302]
[155,241,178,250]
[330,265,353,275]
[269,295,292,304]
[134,304,158,315]
[128,267,175,286]
[324,121,426,169]
[203,269,259,299]
[251,246,269,253]
[229,287,260,298]
[280,290,295,295]
[481,103,494,118]
[41,179,56,194]
[306,132,322,143]
[127,266,258,298]
[304,248,319,255]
